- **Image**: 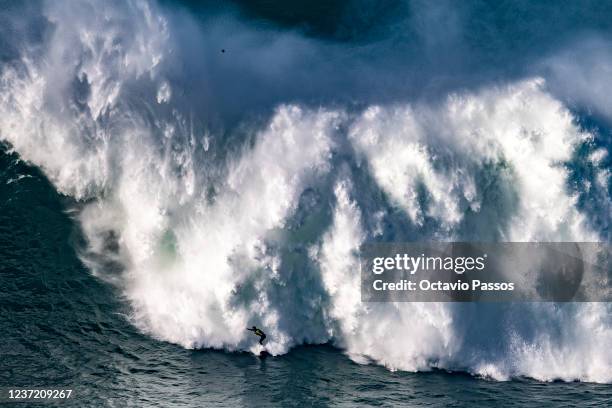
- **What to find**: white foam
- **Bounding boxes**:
[0,0,610,384]
[349,79,598,242]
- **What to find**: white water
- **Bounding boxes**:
[0,0,610,383]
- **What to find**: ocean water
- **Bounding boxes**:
[0,0,611,406]
[1,151,610,407]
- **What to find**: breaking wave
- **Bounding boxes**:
[0,0,610,383]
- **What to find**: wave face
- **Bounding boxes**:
[1,0,611,383]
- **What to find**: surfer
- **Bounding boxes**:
[247,326,266,345]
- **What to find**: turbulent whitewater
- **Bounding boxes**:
[0,0,610,383]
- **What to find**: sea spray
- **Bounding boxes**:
[0,0,610,383]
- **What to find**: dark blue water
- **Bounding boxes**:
[1,146,610,407]
[1,1,612,406]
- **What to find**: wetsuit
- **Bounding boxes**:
[247,327,266,345]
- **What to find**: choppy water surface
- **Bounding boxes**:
[1,0,611,405]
